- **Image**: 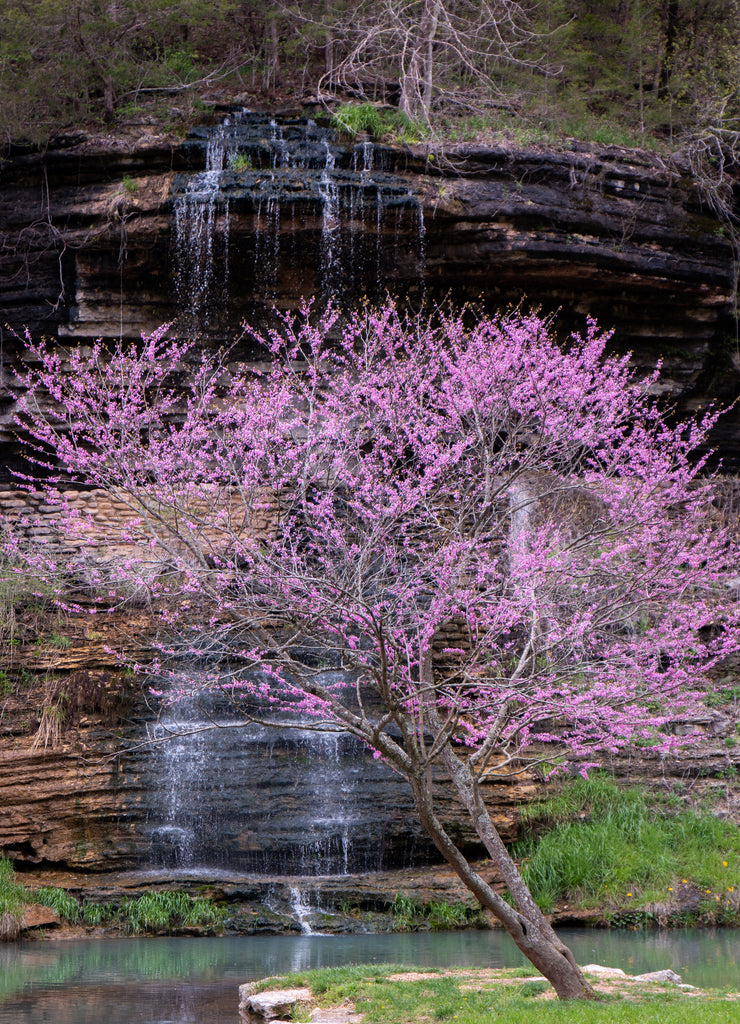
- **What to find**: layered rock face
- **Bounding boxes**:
[1,111,738,882]
[0,667,537,874]
[1,662,737,877]
[1,112,738,469]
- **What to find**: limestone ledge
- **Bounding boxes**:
[1,125,739,471]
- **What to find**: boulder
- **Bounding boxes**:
[633,969,683,984]
[239,986,312,1021]
[19,903,61,931]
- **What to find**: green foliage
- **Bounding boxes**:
[81,901,117,927]
[0,551,56,646]
[0,1,738,148]
[0,862,224,937]
[117,890,226,933]
[513,775,740,917]
[386,893,485,931]
[331,103,427,143]
[230,153,253,172]
[0,0,239,143]
[706,682,740,708]
[0,856,25,936]
[121,175,138,195]
[34,886,81,922]
[387,892,423,930]
[255,964,411,999]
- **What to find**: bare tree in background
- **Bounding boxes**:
[284,0,556,123]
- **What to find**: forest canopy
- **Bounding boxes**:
[1,1,738,148]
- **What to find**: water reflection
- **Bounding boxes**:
[0,929,738,1024]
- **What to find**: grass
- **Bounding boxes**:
[117,890,227,933]
[330,102,428,143]
[386,893,487,931]
[35,886,82,922]
[433,106,668,153]
[0,858,226,937]
[252,965,739,1023]
[0,857,26,940]
[511,775,740,920]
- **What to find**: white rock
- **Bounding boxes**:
[581,964,627,977]
[633,969,682,984]
[239,986,312,1020]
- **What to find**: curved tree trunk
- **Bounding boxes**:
[406,665,595,1000]
[408,768,595,1000]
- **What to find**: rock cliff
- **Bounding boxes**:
[1,112,738,894]
[1,113,739,470]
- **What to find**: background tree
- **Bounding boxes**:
[11,302,739,997]
[1,0,738,145]
[284,0,552,123]
[0,0,238,140]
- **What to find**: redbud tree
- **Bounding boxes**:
[12,302,739,998]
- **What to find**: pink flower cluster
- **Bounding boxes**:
[9,301,739,771]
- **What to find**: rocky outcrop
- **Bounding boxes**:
[1,112,739,901]
[0,656,539,874]
[1,114,739,470]
[1,650,737,880]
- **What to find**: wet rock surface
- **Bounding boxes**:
[1,114,739,469]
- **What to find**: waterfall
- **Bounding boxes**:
[289,886,315,934]
[318,140,341,298]
[254,194,281,302]
[170,112,426,334]
[173,173,230,333]
[144,675,433,875]
[205,115,246,172]
[172,113,251,333]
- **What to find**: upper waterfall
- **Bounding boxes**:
[171,111,425,336]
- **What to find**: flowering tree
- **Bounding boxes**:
[11,302,739,998]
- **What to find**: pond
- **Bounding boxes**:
[0,928,738,1024]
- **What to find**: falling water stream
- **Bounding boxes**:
[144,677,435,877]
[164,116,427,932]
[172,111,425,333]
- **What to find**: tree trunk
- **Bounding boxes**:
[399,0,438,122]
[412,659,595,1000]
[103,76,115,123]
[408,769,595,999]
[266,14,281,89]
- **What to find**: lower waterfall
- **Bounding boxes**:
[143,682,435,876]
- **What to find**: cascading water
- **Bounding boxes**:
[173,118,239,332]
[171,111,425,335]
[144,675,434,876]
[163,115,431,917]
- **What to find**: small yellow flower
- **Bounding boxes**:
[705,889,711,894]
[626,892,632,897]
[682,879,688,883]
[723,861,728,867]
[728,887,735,893]
[668,887,673,892]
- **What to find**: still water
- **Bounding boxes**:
[0,929,738,1024]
